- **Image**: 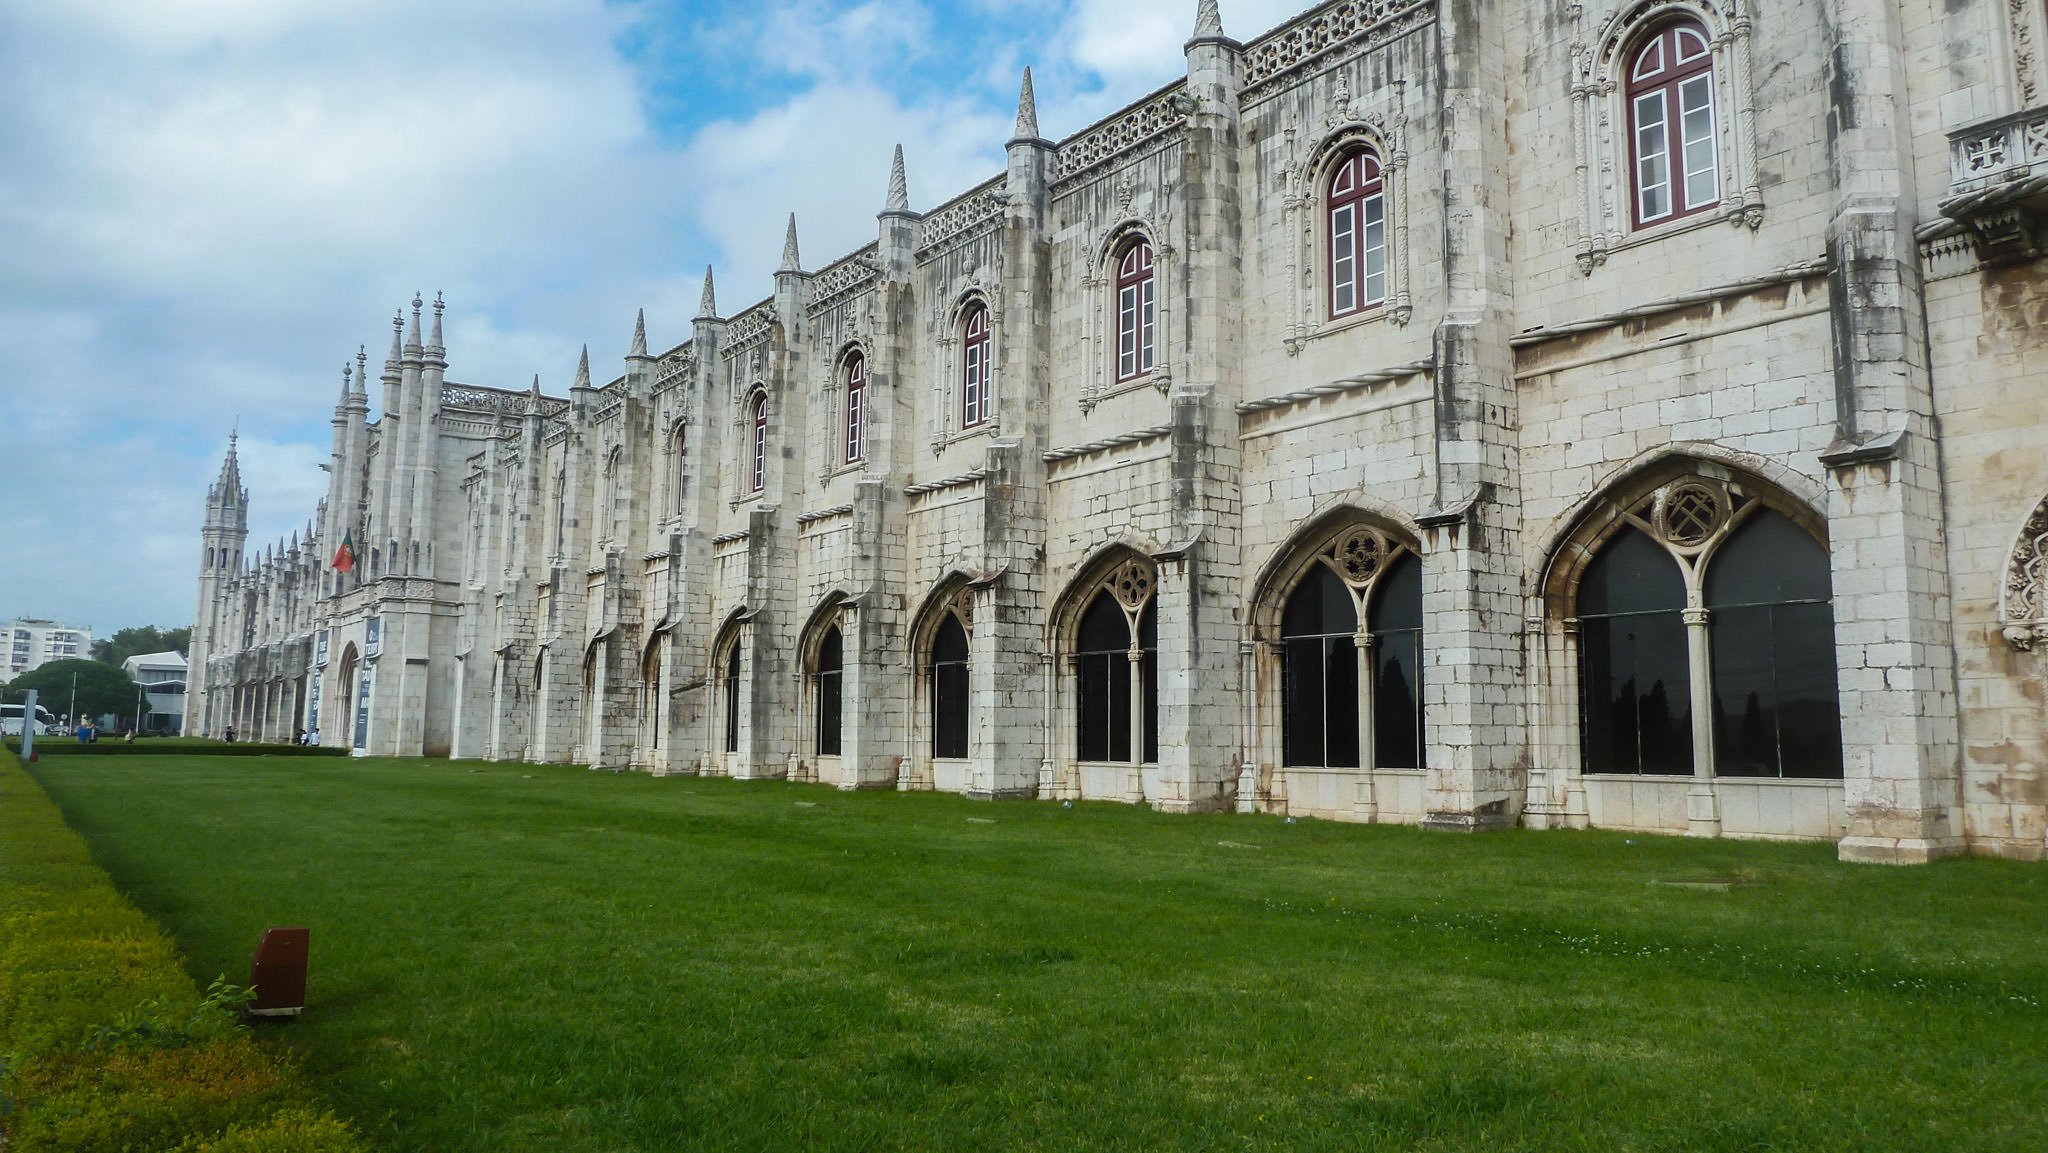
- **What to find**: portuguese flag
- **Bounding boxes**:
[332,529,357,573]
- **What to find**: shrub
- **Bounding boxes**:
[3,738,347,758]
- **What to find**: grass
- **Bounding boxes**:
[24,754,2048,1152]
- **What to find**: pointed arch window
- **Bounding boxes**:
[640,641,663,752]
[1574,484,1842,779]
[600,447,622,544]
[1075,586,1159,764]
[1279,531,1423,769]
[960,304,991,429]
[1327,149,1386,319]
[668,423,687,517]
[749,393,768,493]
[1627,19,1718,228]
[1114,239,1156,383]
[843,354,867,464]
[930,613,970,758]
[721,639,742,753]
[816,625,843,757]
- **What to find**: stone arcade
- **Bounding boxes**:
[188,0,2048,861]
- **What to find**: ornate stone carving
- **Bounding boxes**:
[1109,559,1155,613]
[1053,84,1192,187]
[1332,526,1388,588]
[2001,493,2048,650]
[808,249,882,315]
[917,182,1007,254]
[1239,0,1432,100]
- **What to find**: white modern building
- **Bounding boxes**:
[122,650,188,735]
[5,618,93,679]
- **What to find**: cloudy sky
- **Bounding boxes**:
[0,0,1308,639]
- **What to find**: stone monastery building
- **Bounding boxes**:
[189,0,2048,863]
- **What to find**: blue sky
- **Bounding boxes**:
[0,0,1309,638]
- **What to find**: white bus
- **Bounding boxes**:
[1,703,59,736]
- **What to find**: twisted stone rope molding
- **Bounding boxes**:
[1041,424,1173,464]
[1507,258,1830,348]
[710,529,751,546]
[1933,171,2048,224]
[795,503,856,526]
[903,468,988,498]
[1234,357,1435,415]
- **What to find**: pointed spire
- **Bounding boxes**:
[1014,67,1040,140]
[406,293,423,350]
[1193,0,1222,38]
[530,372,542,397]
[573,344,591,389]
[779,214,802,273]
[355,346,369,396]
[429,291,445,351]
[630,308,648,357]
[387,312,403,368]
[884,143,909,212]
[213,431,244,503]
[696,265,719,320]
[340,361,353,403]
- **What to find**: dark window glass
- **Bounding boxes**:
[1368,552,1424,769]
[817,626,842,757]
[1578,528,1691,774]
[1282,564,1361,768]
[722,642,741,753]
[1140,603,1158,764]
[1074,591,1156,764]
[1706,510,1842,778]
[931,615,969,758]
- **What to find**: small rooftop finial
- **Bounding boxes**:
[697,265,719,319]
[1194,0,1223,38]
[355,345,369,394]
[630,308,648,357]
[779,213,802,273]
[1014,67,1040,140]
[429,291,445,350]
[340,361,353,402]
[574,344,591,389]
[884,143,909,212]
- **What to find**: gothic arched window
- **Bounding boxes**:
[843,354,867,464]
[668,423,687,517]
[1114,238,1156,383]
[1578,527,1693,774]
[1367,552,1424,769]
[960,304,991,429]
[749,393,768,493]
[721,639,741,753]
[930,613,970,758]
[1573,483,1842,779]
[1627,19,1718,228]
[1075,591,1159,764]
[1327,149,1386,319]
[1279,529,1424,769]
[1283,564,1360,768]
[1705,510,1842,777]
[816,625,843,757]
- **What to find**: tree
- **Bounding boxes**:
[92,625,192,668]
[4,659,145,725]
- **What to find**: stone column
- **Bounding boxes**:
[1683,607,1721,836]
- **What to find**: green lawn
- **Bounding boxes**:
[26,756,2048,1152]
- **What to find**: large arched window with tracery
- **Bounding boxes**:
[1574,480,1842,778]
[960,304,991,428]
[1627,19,1718,228]
[749,393,768,493]
[1279,527,1423,769]
[843,354,867,464]
[1327,149,1386,319]
[1074,567,1159,764]
[1114,238,1156,383]
[930,613,970,758]
[816,625,843,757]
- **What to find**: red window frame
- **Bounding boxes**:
[1114,238,1156,383]
[1326,149,1386,319]
[844,353,867,464]
[961,304,991,428]
[749,393,767,493]
[1627,20,1718,228]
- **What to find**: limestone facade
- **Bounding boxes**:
[188,0,2048,861]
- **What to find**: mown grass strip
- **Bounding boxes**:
[0,748,366,1151]
[28,754,2048,1152]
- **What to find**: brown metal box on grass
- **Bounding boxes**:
[247,926,308,1018]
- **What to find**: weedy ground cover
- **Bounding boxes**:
[27,754,2048,1152]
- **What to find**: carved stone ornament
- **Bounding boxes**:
[1331,526,1389,589]
[1656,482,1727,548]
[1109,559,1156,612]
[2001,493,2048,650]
